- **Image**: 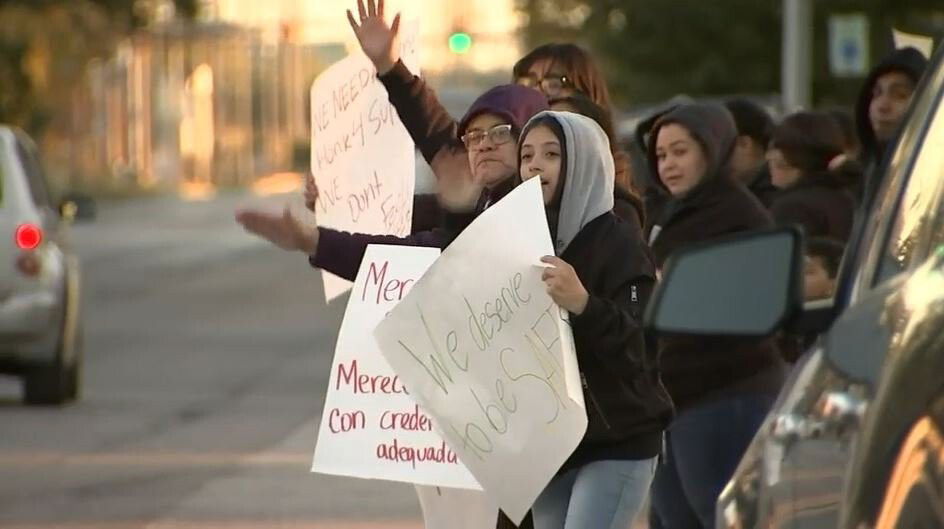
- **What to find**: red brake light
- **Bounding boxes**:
[15,223,43,250]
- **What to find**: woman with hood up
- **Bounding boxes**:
[515,111,673,529]
[645,104,787,529]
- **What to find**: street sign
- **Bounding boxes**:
[829,14,869,77]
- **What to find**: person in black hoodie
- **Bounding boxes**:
[631,95,695,234]
[855,46,928,205]
[645,104,787,529]
[516,111,672,529]
[724,98,779,208]
[767,111,859,242]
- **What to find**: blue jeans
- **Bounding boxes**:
[649,394,776,529]
[533,457,657,529]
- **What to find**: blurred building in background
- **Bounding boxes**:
[209,0,523,73]
[64,18,328,196]
[53,0,521,197]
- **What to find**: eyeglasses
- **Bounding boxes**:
[516,73,574,97]
[461,124,514,149]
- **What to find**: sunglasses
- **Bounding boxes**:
[461,124,514,149]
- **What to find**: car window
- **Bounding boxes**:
[873,86,944,286]
[15,138,52,209]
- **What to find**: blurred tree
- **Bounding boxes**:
[518,0,943,109]
[0,0,198,134]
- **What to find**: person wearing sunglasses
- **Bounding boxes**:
[513,44,612,108]
[343,0,639,242]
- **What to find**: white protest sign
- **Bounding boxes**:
[312,244,480,490]
[415,485,498,529]
[374,178,587,524]
[310,22,421,301]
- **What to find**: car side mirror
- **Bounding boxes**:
[645,227,804,337]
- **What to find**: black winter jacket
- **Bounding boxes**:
[557,211,673,472]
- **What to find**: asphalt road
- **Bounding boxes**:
[0,191,424,529]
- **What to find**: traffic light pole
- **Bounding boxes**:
[782,0,813,112]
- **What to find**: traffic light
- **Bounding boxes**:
[448,32,473,54]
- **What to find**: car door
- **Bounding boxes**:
[841,248,944,529]
[778,45,944,529]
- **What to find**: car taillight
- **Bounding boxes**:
[15,223,43,250]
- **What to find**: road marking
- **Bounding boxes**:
[0,451,312,468]
[1,522,422,529]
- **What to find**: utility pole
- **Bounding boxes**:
[782,0,813,112]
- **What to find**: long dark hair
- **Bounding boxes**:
[549,94,615,138]
[771,112,862,189]
[513,43,613,111]
[550,93,644,223]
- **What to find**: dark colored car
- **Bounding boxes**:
[645,42,944,529]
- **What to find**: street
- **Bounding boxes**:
[0,191,423,528]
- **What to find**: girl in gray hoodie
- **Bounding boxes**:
[519,111,672,529]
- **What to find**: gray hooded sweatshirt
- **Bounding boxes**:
[526,110,616,255]
[520,111,672,472]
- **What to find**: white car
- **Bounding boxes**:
[0,126,83,405]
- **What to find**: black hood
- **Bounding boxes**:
[646,103,738,201]
[633,96,694,197]
[855,47,928,163]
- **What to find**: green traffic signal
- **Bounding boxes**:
[448,32,473,54]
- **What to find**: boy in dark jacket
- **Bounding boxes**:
[855,46,928,205]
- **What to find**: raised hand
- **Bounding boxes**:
[235,206,319,254]
[433,145,482,212]
[540,256,590,315]
[347,0,401,75]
